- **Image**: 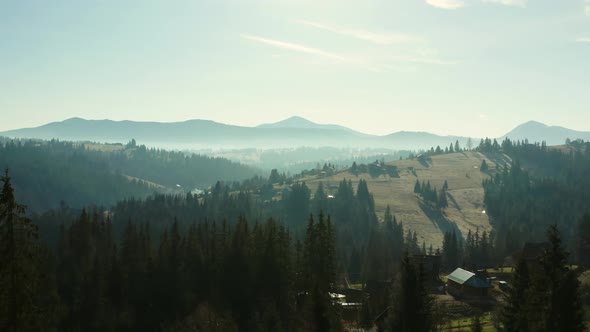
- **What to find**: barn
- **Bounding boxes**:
[446,268,492,297]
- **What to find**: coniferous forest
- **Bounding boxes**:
[1,137,590,331]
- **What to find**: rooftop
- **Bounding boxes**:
[447,268,492,289]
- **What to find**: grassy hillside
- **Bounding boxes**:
[299,151,502,247]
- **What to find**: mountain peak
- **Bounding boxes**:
[517,120,548,129]
[257,116,317,128]
[256,116,365,135]
[63,117,87,123]
[503,120,590,145]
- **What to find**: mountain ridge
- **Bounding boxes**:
[2,117,588,150]
[502,120,590,145]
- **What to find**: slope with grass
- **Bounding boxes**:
[300,151,502,247]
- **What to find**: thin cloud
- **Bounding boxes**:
[586,0,590,16]
[426,0,465,9]
[297,20,420,45]
[241,34,351,63]
[482,0,526,7]
[390,56,458,65]
[241,34,385,71]
[576,37,590,43]
[390,48,458,65]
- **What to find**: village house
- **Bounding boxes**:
[446,267,492,298]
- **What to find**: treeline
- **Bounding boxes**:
[1,169,342,331]
[254,146,411,173]
[0,169,438,331]
[414,179,448,209]
[440,229,495,271]
[0,138,258,212]
[349,161,400,178]
[482,138,590,259]
[0,139,153,212]
[113,139,258,189]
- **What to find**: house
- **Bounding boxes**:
[446,268,492,297]
[338,288,368,304]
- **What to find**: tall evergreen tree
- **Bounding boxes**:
[384,253,433,332]
[502,257,531,332]
[0,170,43,331]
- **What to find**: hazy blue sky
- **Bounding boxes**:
[1,0,589,137]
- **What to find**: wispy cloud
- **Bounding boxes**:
[482,0,526,7]
[390,56,457,65]
[242,34,455,72]
[241,34,351,63]
[576,37,590,43]
[296,20,420,45]
[391,48,458,65]
[586,0,590,16]
[426,0,465,9]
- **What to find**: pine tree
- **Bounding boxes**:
[437,190,448,209]
[414,179,421,194]
[576,214,590,268]
[385,253,433,332]
[502,257,530,332]
[0,170,42,331]
[480,159,489,172]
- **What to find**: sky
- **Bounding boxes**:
[1,0,589,137]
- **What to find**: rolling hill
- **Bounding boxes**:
[295,151,502,246]
[0,138,258,212]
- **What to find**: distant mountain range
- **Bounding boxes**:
[1,116,587,150]
[502,121,590,145]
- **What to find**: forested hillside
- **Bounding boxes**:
[481,138,590,258]
[0,138,258,212]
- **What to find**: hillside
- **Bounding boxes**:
[0,138,258,212]
[297,151,501,246]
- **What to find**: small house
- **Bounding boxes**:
[446,268,492,297]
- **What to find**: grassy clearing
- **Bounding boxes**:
[486,267,514,273]
[83,142,126,152]
[444,313,497,331]
[300,151,497,247]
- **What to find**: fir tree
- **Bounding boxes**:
[0,170,43,332]
[385,253,433,332]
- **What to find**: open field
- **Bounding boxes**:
[82,142,126,152]
[298,151,500,247]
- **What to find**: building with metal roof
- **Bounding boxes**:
[446,268,492,297]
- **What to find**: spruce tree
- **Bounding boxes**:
[385,253,433,332]
[502,257,530,332]
[0,170,42,331]
[480,159,489,172]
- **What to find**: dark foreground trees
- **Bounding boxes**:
[502,224,585,332]
[0,170,57,331]
[1,175,344,332]
[382,253,433,332]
